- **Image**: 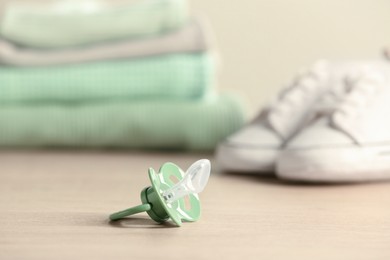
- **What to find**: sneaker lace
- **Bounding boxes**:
[330,68,386,129]
[315,68,385,121]
[263,60,329,139]
[268,61,328,116]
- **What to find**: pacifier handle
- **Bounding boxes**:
[109,204,151,221]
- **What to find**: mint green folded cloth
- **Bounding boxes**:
[0,95,244,150]
[0,53,213,103]
[0,0,189,48]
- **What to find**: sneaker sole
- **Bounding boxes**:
[277,145,390,182]
[216,143,278,173]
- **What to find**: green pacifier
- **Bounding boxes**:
[109,159,211,227]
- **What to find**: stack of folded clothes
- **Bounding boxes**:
[0,0,244,150]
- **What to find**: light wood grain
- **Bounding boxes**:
[1,151,390,260]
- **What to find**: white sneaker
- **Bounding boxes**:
[216,61,330,173]
[277,62,390,182]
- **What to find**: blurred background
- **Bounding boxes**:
[191,0,390,116]
[0,0,389,150]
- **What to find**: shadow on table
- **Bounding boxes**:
[218,170,384,187]
[109,217,178,229]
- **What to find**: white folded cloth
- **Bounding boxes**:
[0,19,211,66]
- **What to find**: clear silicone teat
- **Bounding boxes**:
[162,159,211,203]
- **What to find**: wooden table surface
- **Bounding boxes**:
[1,151,390,260]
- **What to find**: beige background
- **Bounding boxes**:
[191,0,390,117]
